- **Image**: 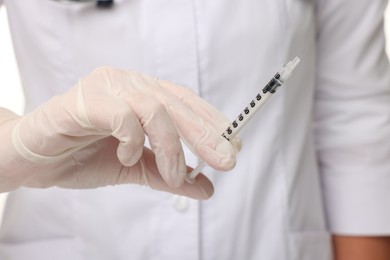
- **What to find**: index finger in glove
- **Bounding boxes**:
[144,79,237,171]
[158,81,242,153]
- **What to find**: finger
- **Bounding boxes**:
[128,148,214,199]
[106,69,187,188]
[142,105,187,188]
[157,81,229,130]
[79,70,145,166]
[158,81,243,153]
[146,80,236,171]
[51,138,213,199]
[156,80,240,157]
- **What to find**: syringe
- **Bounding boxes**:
[186,57,300,183]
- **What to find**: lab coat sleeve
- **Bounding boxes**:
[315,0,390,235]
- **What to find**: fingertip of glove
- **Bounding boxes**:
[231,136,242,153]
[158,163,187,188]
[191,175,214,199]
[214,139,237,171]
[166,174,186,188]
[117,146,143,166]
[156,151,188,188]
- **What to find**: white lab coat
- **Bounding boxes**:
[1,0,390,259]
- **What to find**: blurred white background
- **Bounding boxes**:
[2,5,390,222]
[0,6,24,223]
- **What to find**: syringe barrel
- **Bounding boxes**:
[186,57,300,183]
[221,92,273,141]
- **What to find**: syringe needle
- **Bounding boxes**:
[186,57,300,184]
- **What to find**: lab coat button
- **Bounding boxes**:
[173,195,189,212]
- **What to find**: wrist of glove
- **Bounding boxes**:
[0,67,240,199]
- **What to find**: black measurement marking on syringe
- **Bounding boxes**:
[222,92,264,141]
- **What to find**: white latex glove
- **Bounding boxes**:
[0,67,239,199]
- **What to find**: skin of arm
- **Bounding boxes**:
[333,236,390,260]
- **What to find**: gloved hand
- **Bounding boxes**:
[0,67,239,199]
